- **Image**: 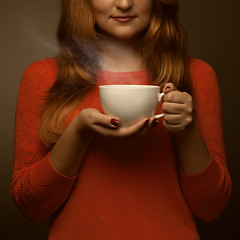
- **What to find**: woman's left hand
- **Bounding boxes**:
[162,83,193,133]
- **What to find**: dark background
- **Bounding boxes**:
[0,0,239,239]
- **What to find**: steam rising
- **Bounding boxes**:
[22,19,59,59]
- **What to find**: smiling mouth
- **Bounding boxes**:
[111,15,136,23]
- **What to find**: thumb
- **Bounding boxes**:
[93,111,120,129]
[162,83,176,94]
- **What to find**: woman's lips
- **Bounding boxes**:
[112,16,136,23]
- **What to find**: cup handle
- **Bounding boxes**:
[153,92,165,119]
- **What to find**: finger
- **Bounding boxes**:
[150,116,159,128]
[162,102,185,114]
[91,111,120,129]
[91,124,118,137]
[117,118,150,138]
[162,83,176,94]
[164,114,182,125]
[92,117,149,139]
[164,91,192,104]
[133,116,157,138]
[163,121,184,133]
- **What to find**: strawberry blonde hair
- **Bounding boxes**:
[39,0,190,148]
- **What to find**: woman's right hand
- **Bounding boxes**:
[76,108,157,139]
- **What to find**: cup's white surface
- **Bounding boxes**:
[99,85,164,126]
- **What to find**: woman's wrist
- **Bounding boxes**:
[48,113,94,177]
[73,112,94,138]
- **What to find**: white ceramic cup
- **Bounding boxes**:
[99,85,165,126]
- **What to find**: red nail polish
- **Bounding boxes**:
[152,118,159,127]
[111,118,119,126]
[144,119,150,126]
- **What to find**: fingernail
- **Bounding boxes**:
[144,119,150,126]
[110,118,119,126]
[152,118,159,127]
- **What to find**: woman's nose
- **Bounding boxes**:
[115,0,133,10]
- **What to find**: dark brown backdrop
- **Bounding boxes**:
[0,0,239,239]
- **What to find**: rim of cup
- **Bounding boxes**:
[99,85,160,89]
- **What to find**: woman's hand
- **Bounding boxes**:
[162,83,193,133]
[162,83,211,175]
[76,108,157,139]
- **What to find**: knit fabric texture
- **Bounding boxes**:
[11,57,232,240]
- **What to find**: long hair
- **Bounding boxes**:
[39,0,190,148]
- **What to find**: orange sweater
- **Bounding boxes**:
[11,57,231,239]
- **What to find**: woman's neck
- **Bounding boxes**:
[98,35,145,72]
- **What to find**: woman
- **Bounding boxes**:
[11,0,231,239]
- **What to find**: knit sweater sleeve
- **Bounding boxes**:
[10,58,78,223]
[179,58,232,222]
